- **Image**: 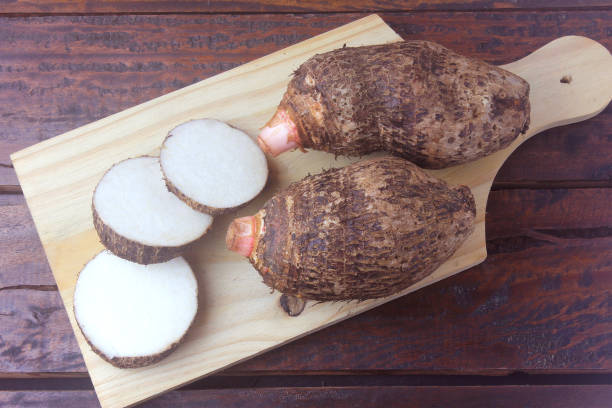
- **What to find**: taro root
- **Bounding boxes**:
[161,119,269,215]
[73,251,198,368]
[258,41,530,169]
[227,156,476,301]
[93,156,213,265]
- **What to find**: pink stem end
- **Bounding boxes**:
[226,216,257,258]
[258,109,300,157]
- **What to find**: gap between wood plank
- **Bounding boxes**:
[0,187,21,194]
[1,6,611,17]
[0,285,58,292]
[491,180,612,190]
[0,373,610,391]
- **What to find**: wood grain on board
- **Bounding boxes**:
[1,0,611,14]
[1,189,609,375]
[1,11,611,185]
[1,386,611,408]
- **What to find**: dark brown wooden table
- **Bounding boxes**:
[1,1,611,407]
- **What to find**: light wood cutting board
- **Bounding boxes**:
[10,14,612,408]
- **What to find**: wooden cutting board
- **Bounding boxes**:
[10,14,612,408]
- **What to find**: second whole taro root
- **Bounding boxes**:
[226,156,476,301]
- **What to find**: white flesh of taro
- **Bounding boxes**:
[160,119,268,213]
[74,251,198,366]
[94,156,213,247]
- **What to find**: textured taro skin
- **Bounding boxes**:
[279,41,530,169]
[249,156,476,301]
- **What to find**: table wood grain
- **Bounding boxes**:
[1,386,612,407]
[0,2,610,407]
[2,0,611,14]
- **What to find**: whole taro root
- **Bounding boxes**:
[226,156,476,301]
[258,41,530,169]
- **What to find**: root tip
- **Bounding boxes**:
[226,216,257,258]
[258,109,300,156]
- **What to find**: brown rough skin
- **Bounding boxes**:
[278,41,530,168]
[249,156,476,300]
[76,315,184,369]
[92,203,194,265]
[162,172,229,216]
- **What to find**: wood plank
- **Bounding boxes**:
[1,11,611,185]
[496,106,611,183]
[485,189,612,240]
[0,195,53,286]
[1,188,609,375]
[1,1,611,15]
[0,288,83,373]
[0,386,611,407]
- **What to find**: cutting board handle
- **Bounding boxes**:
[502,36,612,138]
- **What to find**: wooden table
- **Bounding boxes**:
[1,1,610,407]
